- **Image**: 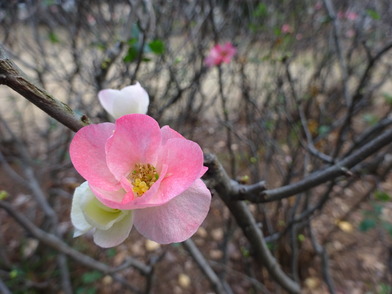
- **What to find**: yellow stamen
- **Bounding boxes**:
[128,163,159,197]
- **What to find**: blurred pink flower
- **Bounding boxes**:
[281,24,293,34]
[345,11,358,21]
[338,10,358,21]
[204,42,236,67]
[70,114,211,247]
[314,2,323,10]
[345,29,356,38]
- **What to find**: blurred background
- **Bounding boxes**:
[0,0,392,293]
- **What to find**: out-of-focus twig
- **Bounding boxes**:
[0,278,12,294]
[183,239,231,294]
[0,200,148,293]
[256,127,392,202]
[0,45,89,132]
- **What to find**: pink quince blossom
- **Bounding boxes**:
[204,42,236,67]
[70,114,211,246]
[281,24,293,34]
[337,10,359,21]
[345,11,358,21]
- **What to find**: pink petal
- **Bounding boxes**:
[105,114,162,181]
[160,125,185,143]
[89,184,126,208]
[133,179,211,244]
[157,138,204,202]
[70,123,119,191]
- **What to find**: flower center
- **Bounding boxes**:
[128,163,159,197]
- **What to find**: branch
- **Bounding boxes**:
[204,154,301,294]
[254,127,392,203]
[183,239,231,294]
[0,45,89,132]
[0,278,12,294]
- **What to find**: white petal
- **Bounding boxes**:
[93,210,133,248]
[112,82,149,118]
[98,89,118,117]
[81,192,129,231]
[71,181,93,235]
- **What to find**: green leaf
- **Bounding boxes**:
[383,93,392,105]
[127,37,137,46]
[82,271,102,284]
[374,191,391,202]
[366,9,380,20]
[254,3,267,18]
[77,287,97,294]
[381,221,392,237]
[359,218,376,232]
[148,40,165,55]
[362,113,378,126]
[318,125,330,136]
[373,203,383,215]
[378,284,392,294]
[106,248,117,258]
[0,190,8,200]
[123,47,139,63]
[48,32,60,43]
[131,23,140,39]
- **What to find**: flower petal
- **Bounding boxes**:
[133,179,211,244]
[98,89,117,117]
[70,181,93,236]
[93,210,133,248]
[105,114,162,181]
[112,82,149,118]
[70,123,119,191]
[90,184,126,208]
[160,125,185,144]
[82,192,128,230]
[157,138,204,202]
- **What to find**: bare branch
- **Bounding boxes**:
[258,127,392,203]
[204,154,301,294]
[0,46,89,132]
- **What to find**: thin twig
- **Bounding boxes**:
[0,200,146,293]
[0,278,12,294]
[183,239,230,294]
[258,127,392,202]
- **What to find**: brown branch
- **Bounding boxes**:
[0,45,89,132]
[204,154,301,294]
[239,127,392,203]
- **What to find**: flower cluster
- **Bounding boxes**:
[70,84,211,247]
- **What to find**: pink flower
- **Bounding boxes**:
[204,42,236,67]
[338,10,358,21]
[345,11,358,21]
[281,24,293,34]
[98,82,149,119]
[314,2,323,10]
[70,114,211,247]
